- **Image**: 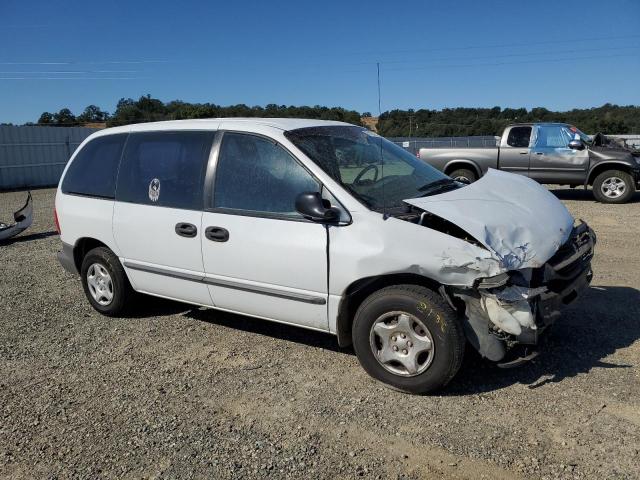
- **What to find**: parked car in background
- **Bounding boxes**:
[418,123,640,203]
[56,119,594,393]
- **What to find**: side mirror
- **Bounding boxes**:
[568,139,585,150]
[295,192,340,223]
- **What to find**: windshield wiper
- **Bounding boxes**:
[417,178,458,196]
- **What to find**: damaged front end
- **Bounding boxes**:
[452,221,595,364]
[402,170,596,365]
[0,192,33,242]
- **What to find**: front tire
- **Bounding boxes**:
[352,285,465,394]
[592,169,635,204]
[449,168,477,184]
[80,246,133,316]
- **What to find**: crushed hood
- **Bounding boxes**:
[404,169,574,270]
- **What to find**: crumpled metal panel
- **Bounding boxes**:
[404,169,574,270]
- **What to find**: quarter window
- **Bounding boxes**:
[506,127,532,148]
[116,131,212,210]
[213,133,319,217]
[61,134,126,198]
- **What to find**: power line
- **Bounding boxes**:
[331,33,640,58]
[382,52,635,72]
[377,45,640,67]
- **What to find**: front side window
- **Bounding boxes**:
[61,134,126,198]
[506,126,532,148]
[535,125,570,148]
[116,131,212,210]
[535,125,590,148]
[213,133,319,217]
[284,126,452,211]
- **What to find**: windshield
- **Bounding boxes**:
[285,126,453,211]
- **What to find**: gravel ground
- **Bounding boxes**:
[1,187,639,479]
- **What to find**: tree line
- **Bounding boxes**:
[32,95,640,136]
[35,95,362,128]
[377,104,640,137]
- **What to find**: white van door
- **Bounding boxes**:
[200,132,329,330]
[113,131,214,306]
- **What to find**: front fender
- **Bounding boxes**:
[585,160,639,186]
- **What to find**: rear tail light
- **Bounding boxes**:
[54,206,61,234]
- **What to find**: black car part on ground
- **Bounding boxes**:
[0,192,33,242]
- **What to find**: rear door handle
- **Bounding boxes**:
[175,222,198,238]
[205,226,229,242]
[535,152,544,156]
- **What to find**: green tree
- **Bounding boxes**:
[77,105,109,123]
[38,112,54,124]
[53,108,76,126]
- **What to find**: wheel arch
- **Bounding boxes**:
[586,161,635,186]
[335,273,444,348]
[443,160,481,179]
[72,237,112,273]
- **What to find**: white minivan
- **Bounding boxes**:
[56,118,595,393]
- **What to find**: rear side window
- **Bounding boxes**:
[506,127,532,148]
[116,131,212,210]
[212,133,319,217]
[61,134,126,198]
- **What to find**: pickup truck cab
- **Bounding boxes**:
[56,119,594,393]
[419,123,640,203]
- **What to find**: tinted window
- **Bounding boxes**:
[61,134,126,198]
[535,125,572,148]
[213,133,319,217]
[506,127,532,148]
[117,131,212,210]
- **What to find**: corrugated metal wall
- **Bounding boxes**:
[0,126,99,190]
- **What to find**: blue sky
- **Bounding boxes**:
[1,0,639,124]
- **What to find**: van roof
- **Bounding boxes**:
[100,118,355,135]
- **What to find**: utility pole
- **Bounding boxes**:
[376,62,382,116]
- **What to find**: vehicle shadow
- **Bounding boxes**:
[131,285,640,391]
[444,285,640,395]
[550,187,640,203]
[0,230,58,246]
[126,295,196,319]
[185,308,348,354]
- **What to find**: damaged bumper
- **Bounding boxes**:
[454,221,595,362]
[0,192,33,242]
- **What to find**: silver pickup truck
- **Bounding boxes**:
[418,123,640,203]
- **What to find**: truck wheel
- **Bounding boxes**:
[449,168,477,184]
[592,170,635,204]
[352,285,465,394]
[80,246,134,317]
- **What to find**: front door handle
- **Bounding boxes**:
[205,226,229,242]
[175,222,197,238]
[519,151,529,155]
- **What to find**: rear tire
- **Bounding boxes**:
[352,285,465,394]
[80,246,134,317]
[592,169,635,204]
[449,168,477,184]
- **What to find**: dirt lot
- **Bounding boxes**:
[1,187,639,479]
